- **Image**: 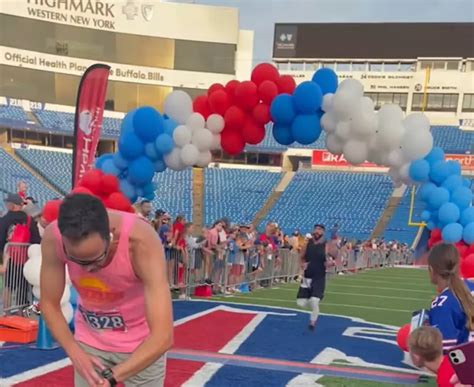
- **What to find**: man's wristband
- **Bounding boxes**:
[101,368,118,386]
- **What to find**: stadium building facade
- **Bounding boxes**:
[273,23,474,128]
[0,0,253,112]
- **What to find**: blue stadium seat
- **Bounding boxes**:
[204,168,282,226]
[0,148,60,212]
[431,126,473,154]
[260,171,393,239]
[16,148,72,194]
[0,105,28,123]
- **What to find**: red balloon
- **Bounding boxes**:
[251,63,280,86]
[455,241,468,258]
[42,199,62,224]
[396,324,411,352]
[252,103,271,125]
[276,75,296,94]
[461,254,474,279]
[234,81,259,111]
[193,95,212,119]
[105,192,132,212]
[225,80,240,98]
[79,169,104,194]
[431,229,442,241]
[221,128,245,155]
[258,80,278,105]
[71,186,94,196]
[101,175,120,195]
[242,117,265,145]
[224,105,246,130]
[467,244,474,256]
[208,83,225,96]
[208,89,231,115]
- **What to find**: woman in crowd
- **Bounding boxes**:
[428,243,474,352]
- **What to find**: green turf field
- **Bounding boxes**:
[211,267,438,386]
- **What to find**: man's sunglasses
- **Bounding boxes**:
[63,243,109,267]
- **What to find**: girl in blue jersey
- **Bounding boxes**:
[428,243,474,352]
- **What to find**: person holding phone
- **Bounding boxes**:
[427,243,474,352]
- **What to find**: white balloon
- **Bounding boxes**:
[388,167,401,181]
[32,285,41,300]
[61,302,74,324]
[206,114,225,134]
[163,91,193,125]
[332,91,358,120]
[326,134,344,155]
[164,148,187,171]
[60,286,71,306]
[377,104,404,124]
[386,149,406,168]
[186,113,205,131]
[321,112,337,133]
[361,96,375,112]
[337,79,364,98]
[343,140,368,165]
[27,244,41,259]
[180,144,200,166]
[400,128,434,161]
[192,129,213,151]
[172,125,192,147]
[196,151,212,167]
[367,147,386,166]
[23,256,41,287]
[351,109,377,138]
[211,134,221,150]
[376,123,405,149]
[403,112,430,132]
[335,121,352,141]
[321,93,335,113]
[399,163,411,180]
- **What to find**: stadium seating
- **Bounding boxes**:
[383,187,425,245]
[152,169,193,222]
[15,148,72,194]
[204,168,282,226]
[0,148,60,213]
[0,105,29,123]
[431,126,473,154]
[260,171,393,239]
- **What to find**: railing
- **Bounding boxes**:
[1,242,33,315]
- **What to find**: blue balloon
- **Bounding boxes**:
[119,179,136,200]
[446,160,462,176]
[145,142,160,161]
[155,133,174,155]
[272,123,294,145]
[133,106,164,143]
[95,153,114,169]
[420,182,436,202]
[293,81,323,114]
[270,94,296,125]
[409,159,430,182]
[421,210,431,222]
[463,222,474,244]
[118,132,145,160]
[442,223,463,243]
[428,187,450,209]
[128,156,155,186]
[120,109,136,136]
[101,158,121,176]
[291,114,321,145]
[426,221,436,230]
[460,207,474,227]
[429,161,451,185]
[113,152,129,170]
[312,68,338,95]
[463,178,472,188]
[143,182,155,196]
[163,118,178,136]
[441,175,464,193]
[424,147,445,166]
[154,159,167,173]
[452,186,473,209]
[438,202,461,224]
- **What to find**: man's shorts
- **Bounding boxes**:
[74,342,166,387]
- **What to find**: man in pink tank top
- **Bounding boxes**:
[40,194,173,387]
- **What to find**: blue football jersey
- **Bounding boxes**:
[429,280,474,351]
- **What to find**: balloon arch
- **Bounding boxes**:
[41,62,473,277]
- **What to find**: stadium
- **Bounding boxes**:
[0,1,473,387]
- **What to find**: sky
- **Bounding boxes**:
[173,0,474,62]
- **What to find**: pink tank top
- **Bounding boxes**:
[53,211,149,353]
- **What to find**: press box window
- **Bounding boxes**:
[462,94,474,112]
[412,93,459,112]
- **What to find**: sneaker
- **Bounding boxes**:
[205,278,213,285]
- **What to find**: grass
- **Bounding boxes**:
[209,267,437,386]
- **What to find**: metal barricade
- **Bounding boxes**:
[1,243,32,315]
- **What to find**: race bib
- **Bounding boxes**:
[79,306,126,331]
